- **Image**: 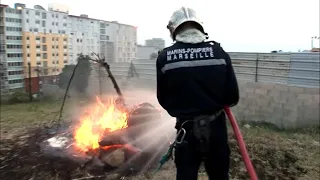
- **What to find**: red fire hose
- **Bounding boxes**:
[224,106,258,180]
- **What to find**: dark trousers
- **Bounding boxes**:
[174,114,230,180]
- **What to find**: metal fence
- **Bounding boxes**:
[99,52,320,88]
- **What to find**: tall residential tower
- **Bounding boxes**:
[0,4,24,95]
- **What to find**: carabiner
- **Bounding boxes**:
[175,128,186,145]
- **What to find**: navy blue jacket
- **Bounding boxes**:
[156,41,239,118]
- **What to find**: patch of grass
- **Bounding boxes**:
[0,98,88,138]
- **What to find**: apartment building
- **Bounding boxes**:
[21,4,69,78]
[145,38,165,49]
[68,14,100,64]
[68,15,137,64]
[0,4,24,95]
[137,45,159,59]
[112,22,137,62]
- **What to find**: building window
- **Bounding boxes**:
[26,19,29,23]
[42,45,47,51]
[5,27,22,32]
[7,62,23,66]
[34,28,38,32]
[42,53,47,59]
[6,36,22,40]
[8,79,23,84]
[36,37,40,41]
[7,45,22,49]
[35,11,40,16]
[56,22,58,26]
[36,61,41,65]
[8,70,23,75]
[63,53,67,56]
[52,46,55,49]
[63,45,67,49]
[42,37,46,43]
[42,12,47,19]
[36,53,40,57]
[27,54,30,57]
[35,20,40,24]
[42,21,46,27]
[7,53,23,58]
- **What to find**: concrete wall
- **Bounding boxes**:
[231,81,319,129]
[87,76,319,129]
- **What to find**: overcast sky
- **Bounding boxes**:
[2,0,320,52]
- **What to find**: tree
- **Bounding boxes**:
[58,54,92,93]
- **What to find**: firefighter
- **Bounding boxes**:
[156,7,239,180]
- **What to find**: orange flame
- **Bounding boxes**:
[74,96,128,152]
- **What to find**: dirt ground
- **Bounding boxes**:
[0,100,319,180]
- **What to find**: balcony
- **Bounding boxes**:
[5,13,21,19]
[7,66,24,71]
[5,31,22,36]
[8,82,25,89]
[6,40,22,44]
[8,74,24,80]
[5,22,22,28]
[6,48,23,53]
[6,57,23,62]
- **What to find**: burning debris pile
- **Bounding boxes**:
[40,96,168,174]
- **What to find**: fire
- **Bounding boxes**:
[74,96,128,152]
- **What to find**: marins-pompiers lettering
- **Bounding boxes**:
[166,47,214,61]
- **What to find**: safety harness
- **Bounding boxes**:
[155,110,224,173]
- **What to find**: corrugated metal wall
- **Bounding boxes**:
[93,52,320,88]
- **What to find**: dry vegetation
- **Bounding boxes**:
[0,100,319,180]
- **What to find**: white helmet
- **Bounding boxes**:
[167,7,206,40]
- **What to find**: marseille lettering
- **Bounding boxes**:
[166,47,214,61]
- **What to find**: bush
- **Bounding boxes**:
[8,91,30,104]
